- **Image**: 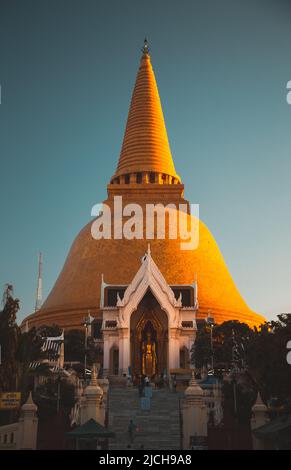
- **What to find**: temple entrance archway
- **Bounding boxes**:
[130,290,168,378]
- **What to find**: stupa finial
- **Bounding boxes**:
[189,370,197,387]
[142,37,150,55]
[91,364,98,386]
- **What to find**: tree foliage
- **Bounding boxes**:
[0,285,20,390]
[192,316,291,408]
[64,329,85,362]
[247,314,291,404]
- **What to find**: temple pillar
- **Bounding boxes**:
[102,330,110,376]
[130,173,136,184]
[118,328,130,375]
[157,173,163,184]
[168,328,180,371]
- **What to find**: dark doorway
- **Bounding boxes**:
[130,290,168,379]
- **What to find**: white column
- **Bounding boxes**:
[103,331,110,376]
[168,328,180,371]
[119,328,130,375]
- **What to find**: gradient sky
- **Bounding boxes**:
[0,0,291,323]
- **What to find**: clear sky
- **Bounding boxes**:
[0,0,291,323]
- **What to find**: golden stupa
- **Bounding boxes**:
[23,41,265,331]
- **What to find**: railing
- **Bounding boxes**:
[0,422,19,450]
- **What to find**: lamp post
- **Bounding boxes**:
[83,311,94,382]
[205,311,215,373]
[56,371,61,414]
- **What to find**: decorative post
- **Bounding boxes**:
[81,365,104,425]
[18,392,38,450]
[182,371,208,449]
[251,392,269,450]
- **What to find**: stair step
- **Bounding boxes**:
[108,387,181,450]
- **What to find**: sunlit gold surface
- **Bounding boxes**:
[23,207,265,329]
[113,53,179,181]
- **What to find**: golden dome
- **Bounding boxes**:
[24,210,264,329]
[112,44,180,182]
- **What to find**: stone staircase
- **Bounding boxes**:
[108,387,181,450]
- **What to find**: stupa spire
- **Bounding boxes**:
[111,40,180,185]
[141,37,150,55]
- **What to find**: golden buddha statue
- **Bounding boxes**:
[141,330,157,376]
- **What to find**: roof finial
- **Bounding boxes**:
[142,37,150,55]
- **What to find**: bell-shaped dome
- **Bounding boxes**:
[24,210,265,329]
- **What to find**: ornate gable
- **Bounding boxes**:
[117,245,182,328]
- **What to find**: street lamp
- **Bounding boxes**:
[205,311,215,373]
[83,311,94,381]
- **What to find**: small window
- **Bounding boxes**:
[125,174,130,184]
[106,288,126,306]
[105,320,117,328]
[149,172,155,183]
[136,173,142,184]
[172,287,193,306]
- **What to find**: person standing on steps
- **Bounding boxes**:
[138,374,145,397]
[154,374,159,388]
[128,418,137,444]
[138,381,144,397]
[172,374,177,393]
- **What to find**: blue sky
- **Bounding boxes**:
[0,0,291,322]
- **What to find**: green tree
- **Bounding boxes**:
[247,314,291,404]
[213,320,253,368]
[0,285,20,391]
[16,327,43,395]
[191,320,253,370]
[64,329,85,362]
[191,323,212,368]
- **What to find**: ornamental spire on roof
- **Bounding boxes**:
[111,39,180,184]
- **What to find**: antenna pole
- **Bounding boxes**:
[35,252,43,312]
